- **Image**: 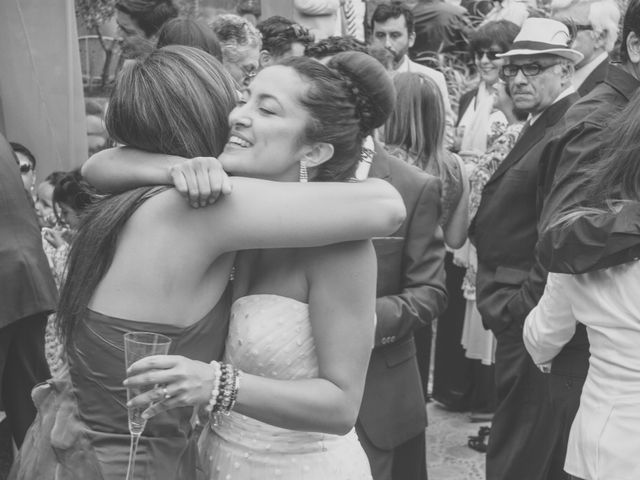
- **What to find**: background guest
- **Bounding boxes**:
[369,2,455,146]
[552,0,620,95]
[115,0,179,59]
[0,132,57,472]
[432,19,519,417]
[257,15,314,66]
[156,17,223,61]
[211,13,262,87]
[10,142,37,203]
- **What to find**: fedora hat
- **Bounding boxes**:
[497,18,584,64]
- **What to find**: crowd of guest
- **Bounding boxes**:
[1,0,640,479]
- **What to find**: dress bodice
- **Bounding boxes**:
[213,294,351,454]
[224,294,318,379]
[68,293,230,438]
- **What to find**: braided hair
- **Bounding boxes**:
[278,53,395,181]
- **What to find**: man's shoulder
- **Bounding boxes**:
[377,148,440,191]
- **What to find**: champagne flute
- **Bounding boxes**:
[123,332,172,480]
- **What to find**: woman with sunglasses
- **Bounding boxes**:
[10,142,37,202]
[433,20,521,416]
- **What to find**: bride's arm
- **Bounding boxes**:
[231,241,376,433]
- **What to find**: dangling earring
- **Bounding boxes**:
[299,162,308,183]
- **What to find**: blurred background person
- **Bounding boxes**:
[0,132,57,475]
[10,142,37,203]
[432,19,519,420]
[552,0,620,96]
[369,2,455,147]
[38,169,95,378]
[211,13,262,87]
[115,0,179,59]
[257,15,314,66]
[157,16,223,61]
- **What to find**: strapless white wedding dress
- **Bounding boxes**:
[199,294,373,480]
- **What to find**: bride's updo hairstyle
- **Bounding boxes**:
[106,45,236,158]
[58,46,237,349]
[278,52,395,181]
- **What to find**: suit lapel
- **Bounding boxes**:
[485,94,577,185]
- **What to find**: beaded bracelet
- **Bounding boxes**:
[204,361,221,417]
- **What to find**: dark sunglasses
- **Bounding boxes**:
[19,163,33,174]
[500,62,560,78]
[474,49,503,61]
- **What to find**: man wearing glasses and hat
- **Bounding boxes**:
[469,17,583,480]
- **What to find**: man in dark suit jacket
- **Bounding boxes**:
[0,132,57,467]
[469,18,582,480]
[356,142,447,480]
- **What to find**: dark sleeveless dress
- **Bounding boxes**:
[10,290,230,480]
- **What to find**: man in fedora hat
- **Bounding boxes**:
[469,17,583,480]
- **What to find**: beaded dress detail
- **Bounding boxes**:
[199,294,373,480]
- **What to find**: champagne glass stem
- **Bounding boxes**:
[125,432,141,480]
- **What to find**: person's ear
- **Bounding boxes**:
[300,142,334,169]
[259,50,272,68]
[626,31,640,64]
[408,30,416,49]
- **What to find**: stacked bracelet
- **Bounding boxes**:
[210,362,241,426]
[205,361,221,417]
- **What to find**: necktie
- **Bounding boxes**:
[343,0,358,37]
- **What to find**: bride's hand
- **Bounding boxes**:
[123,355,215,419]
[169,156,232,208]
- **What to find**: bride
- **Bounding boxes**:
[84,51,399,479]
[11,47,402,480]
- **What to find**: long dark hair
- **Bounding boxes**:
[57,46,237,350]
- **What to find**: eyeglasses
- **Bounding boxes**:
[500,62,560,78]
[19,164,33,174]
[474,49,503,61]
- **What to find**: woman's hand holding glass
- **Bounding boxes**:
[124,355,214,419]
[168,156,232,208]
